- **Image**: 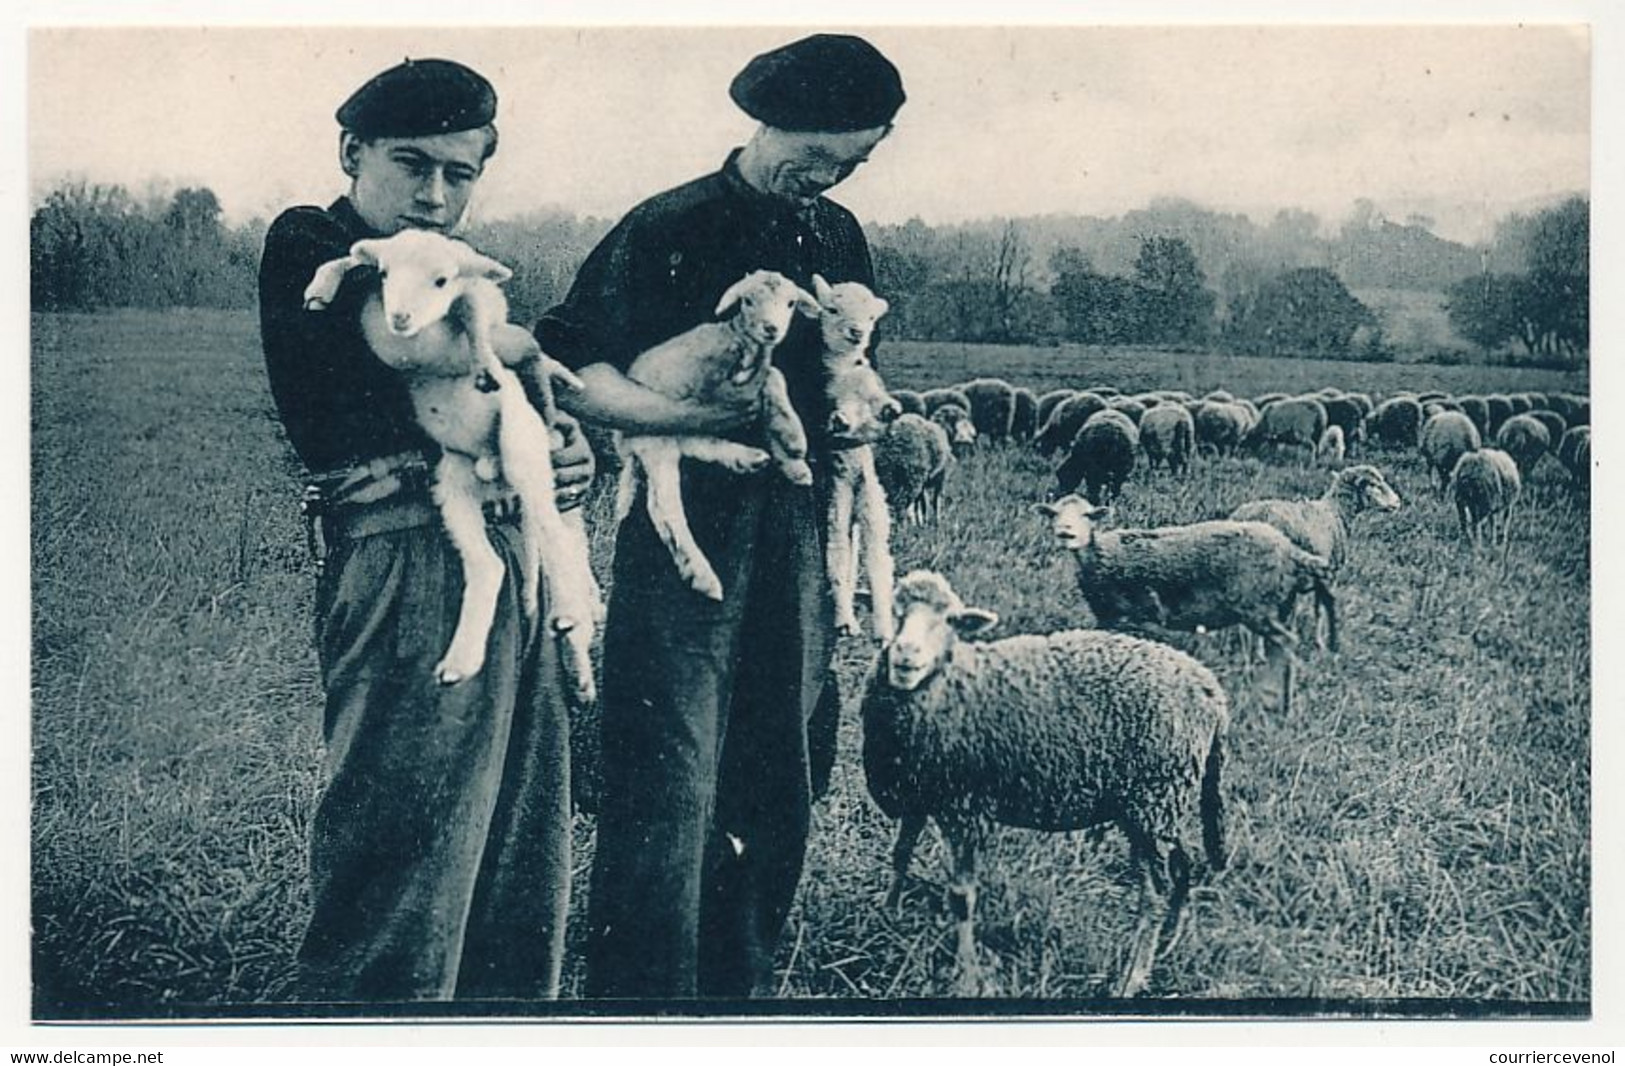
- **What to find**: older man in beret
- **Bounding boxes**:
[536,32,905,999]
[258,57,590,1004]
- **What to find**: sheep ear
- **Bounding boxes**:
[873,296,890,317]
[949,608,999,638]
[791,285,823,318]
[348,239,383,267]
[714,276,753,316]
[1090,504,1113,523]
[812,274,834,304]
[1032,501,1059,517]
[460,247,513,284]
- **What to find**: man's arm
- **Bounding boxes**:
[558,363,760,437]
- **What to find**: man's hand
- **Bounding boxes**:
[550,410,595,512]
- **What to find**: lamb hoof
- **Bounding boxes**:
[835,612,862,637]
[682,570,724,601]
[782,460,814,486]
[723,448,772,474]
[435,653,484,686]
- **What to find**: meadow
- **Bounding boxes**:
[31,311,1590,1016]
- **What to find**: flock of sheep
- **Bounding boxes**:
[840,351,1590,996]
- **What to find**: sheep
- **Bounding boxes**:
[1108,396,1148,426]
[860,569,1229,998]
[1244,396,1327,461]
[1139,403,1196,475]
[1366,396,1424,450]
[1055,409,1139,503]
[1483,395,1515,437]
[1505,393,1533,416]
[1319,396,1367,453]
[1450,448,1522,560]
[1528,410,1569,452]
[960,377,1018,443]
[614,269,821,601]
[1253,392,1289,410]
[809,275,901,642]
[1193,400,1251,458]
[1037,495,1335,715]
[1315,424,1346,465]
[1035,388,1075,430]
[1036,391,1108,456]
[1456,396,1492,438]
[1228,464,1402,652]
[930,403,978,456]
[873,412,952,525]
[1494,413,1552,481]
[922,386,973,417]
[1010,386,1040,443]
[301,228,600,697]
[891,387,926,418]
[1557,426,1591,494]
[1547,392,1584,426]
[1420,410,1483,492]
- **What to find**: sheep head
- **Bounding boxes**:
[811,274,889,354]
[1034,494,1107,550]
[1334,464,1402,514]
[882,571,998,691]
[715,270,820,349]
[350,230,511,338]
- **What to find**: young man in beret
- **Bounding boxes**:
[536,32,905,999]
[259,57,591,1004]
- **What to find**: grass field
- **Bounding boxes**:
[31,310,1591,1015]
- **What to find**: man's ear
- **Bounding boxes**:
[948,608,999,638]
[339,131,364,179]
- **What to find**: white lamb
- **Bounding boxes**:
[302,229,601,700]
[810,275,900,642]
[615,270,820,601]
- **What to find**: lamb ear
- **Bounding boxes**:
[791,285,822,318]
[459,246,513,284]
[348,239,383,267]
[1032,501,1059,517]
[812,273,835,305]
[714,275,753,316]
[949,608,999,638]
[873,296,890,317]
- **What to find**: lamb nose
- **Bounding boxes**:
[391,313,412,330]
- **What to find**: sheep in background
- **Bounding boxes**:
[1194,400,1252,458]
[1229,464,1401,653]
[861,570,1229,998]
[874,412,952,525]
[1528,409,1569,450]
[1450,448,1522,560]
[1108,396,1148,426]
[1035,388,1075,430]
[922,386,973,417]
[891,387,926,418]
[302,228,600,697]
[1367,396,1424,450]
[1315,424,1346,465]
[1495,413,1552,481]
[1244,396,1327,462]
[1055,408,1139,503]
[1037,495,1335,714]
[1456,396,1491,438]
[1036,391,1108,456]
[1483,395,1515,437]
[961,377,1018,443]
[1140,403,1196,475]
[930,403,979,456]
[1420,410,1483,492]
[1319,396,1367,455]
[1010,386,1040,443]
[1557,426,1591,495]
[616,269,820,601]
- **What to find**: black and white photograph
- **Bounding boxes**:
[17,1,1614,1044]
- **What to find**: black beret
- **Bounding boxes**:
[336,57,497,138]
[729,34,905,133]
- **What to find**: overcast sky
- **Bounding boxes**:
[28,23,1587,244]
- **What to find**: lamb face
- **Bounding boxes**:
[717,270,820,350]
[360,229,510,340]
[1035,493,1103,550]
[812,273,889,352]
[882,571,996,691]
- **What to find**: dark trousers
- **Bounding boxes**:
[585,466,833,998]
[298,512,571,1003]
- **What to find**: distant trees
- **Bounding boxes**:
[1224,267,1375,358]
[1047,235,1214,347]
[1445,196,1588,362]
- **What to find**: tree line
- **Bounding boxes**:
[29,181,1588,365]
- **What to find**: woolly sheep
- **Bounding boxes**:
[1315,424,1346,465]
[1055,408,1139,503]
[1495,413,1552,481]
[302,229,600,697]
[1456,396,1491,438]
[1229,464,1401,652]
[960,377,1018,442]
[1319,396,1367,453]
[922,386,973,417]
[861,570,1229,998]
[1010,386,1039,443]
[1108,396,1148,426]
[930,403,978,456]
[891,387,926,418]
[1483,395,1515,437]
[1038,495,1335,714]
[1366,396,1424,450]
[1528,410,1569,451]
[1036,391,1108,456]
[874,412,952,525]
[1193,400,1251,458]
[1244,396,1328,461]
[615,269,821,601]
[1140,403,1196,475]
[1420,410,1483,492]
[1505,394,1533,416]
[1450,448,1522,558]
[1035,388,1075,429]
[1557,426,1591,493]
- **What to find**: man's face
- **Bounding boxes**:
[754,125,890,207]
[342,128,491,235]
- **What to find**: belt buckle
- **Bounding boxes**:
[484,496,521,523]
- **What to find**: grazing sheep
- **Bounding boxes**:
[961,377,1018,443]
[1010,386,1039,443]
[1483,395,1515,437]
[1055,409,1139,503]
[615,269,820,601]
[1108,396,1148,426]
[1140,403,1196,475]
[1528,409,1569,449]
[922,386,973,417]
[1036,388,1075,429]
[1038,495,1335,714]
[1456,396,1491,438]
[1085,383,1122,398]
[930,403,978,456]
[1244,396,1328,461]
[1547,393,1583,426]
[1450,448,1522,558]
[1254,392,1289,409]
[1131,393,1163,409]
[1036,391,1108,456]
[1420,410,1483,492]
[1367,396,1424,450]
[302,228,600,696]
[1505,393,1533,416]
[1557,426,1591,494]
[1319,396,1367,453]
[891,387,926,417]
[1203,389,1235,403]
[1315,424,1346,465]
[874,412,952,525]
[810,275,901,642]
[1495,413,1552,481]
[1193,400,1251,458]
[862,570,1229,998]
[1228,464,1402,652]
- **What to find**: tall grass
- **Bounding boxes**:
[32,311,1589,1014]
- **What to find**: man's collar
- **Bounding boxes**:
[327,196,384,240]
